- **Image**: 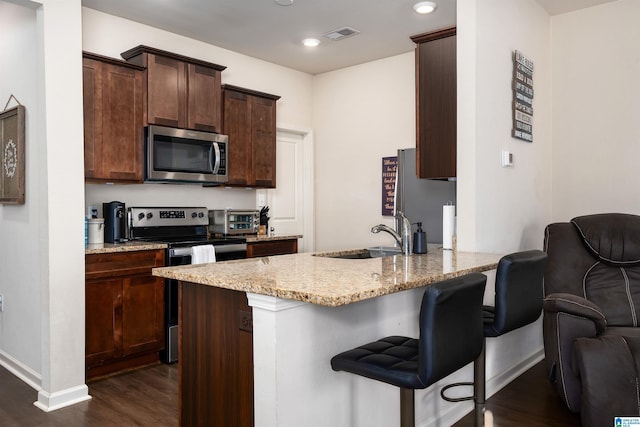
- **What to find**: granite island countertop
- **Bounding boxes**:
[152,246,502,307]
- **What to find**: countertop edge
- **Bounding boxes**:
[245,235,302,243]
[152,250,501,307]
[86,242,168,255]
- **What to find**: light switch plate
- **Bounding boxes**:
[502,150,514,167]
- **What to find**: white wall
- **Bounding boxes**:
[458,0,553,254]
[82,8,314,214]
[312,53,416,251]
[455,0,553,421]
[1,0,90,411]
[0,0,42,378]
[551,0,640,221]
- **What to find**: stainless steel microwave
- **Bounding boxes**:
[145,125,228,184]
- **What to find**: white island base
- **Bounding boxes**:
[250,289,480,427]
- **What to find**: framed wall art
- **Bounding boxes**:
[0,103,26,204]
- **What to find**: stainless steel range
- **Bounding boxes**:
[128,206,247,363]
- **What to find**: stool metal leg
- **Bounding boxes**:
[400,388,415,427]
[473,340,486,427]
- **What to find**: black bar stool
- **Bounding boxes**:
[441,250,548,426]
[331,273,487,427]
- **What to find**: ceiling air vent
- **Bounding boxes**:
[323,27,361,41]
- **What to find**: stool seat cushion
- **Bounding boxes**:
[330,336,422,389]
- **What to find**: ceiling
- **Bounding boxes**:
[81,0,618,75]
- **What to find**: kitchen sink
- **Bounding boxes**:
[368,246,402,257]
[314,246,402,260]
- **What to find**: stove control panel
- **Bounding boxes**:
[129,207,209,228]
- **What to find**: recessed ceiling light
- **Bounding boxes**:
[413,1,437,14]
[275,0,294,5]
[302,38,320,47]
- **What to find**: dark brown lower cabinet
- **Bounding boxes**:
[85,250,165,380]
[179,282,253,427]
[247,238,298,258]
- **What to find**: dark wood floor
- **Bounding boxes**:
[454,361,581,427]
[0,360,579,426]
[0,363,179,427]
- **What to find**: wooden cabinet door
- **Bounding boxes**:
[222,85,280,188]
[251,96,277,188]
[122,46,226,132]
[412,28,457,179]
[85,249,165,378]
[83,53,144,182]
[83,57,100,180]
[121,274,165,356]
[100,61,144,181]
[187,63,222,132]
[85,278,123,367]
[146,53,187,128]
[223,89,252,185]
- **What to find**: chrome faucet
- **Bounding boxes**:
[371,211,412,256]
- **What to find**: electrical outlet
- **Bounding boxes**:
[0,294,4,312]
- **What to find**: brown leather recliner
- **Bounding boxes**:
[543,213,640,427]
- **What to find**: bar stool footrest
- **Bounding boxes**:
[440,382,474,402]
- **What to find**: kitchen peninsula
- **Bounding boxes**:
[153,247,502,427]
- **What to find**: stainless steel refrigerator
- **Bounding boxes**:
[395,148,456,244]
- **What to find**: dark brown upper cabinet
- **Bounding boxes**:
[411,27,457,179]
[121,45,226,133]
[222,85,280,188]
[83,52,144,183]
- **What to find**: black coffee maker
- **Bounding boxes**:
[103,201,126,243]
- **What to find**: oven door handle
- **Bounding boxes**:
[213,243,247,254]
[170,243,247,258]
[169,247,194,258]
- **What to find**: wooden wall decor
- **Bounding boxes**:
[0,104,26,204]
[512,50,534,142]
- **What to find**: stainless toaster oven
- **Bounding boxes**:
[208,209,260,235]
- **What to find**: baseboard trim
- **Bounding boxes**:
[1,349,92,412]
[422,347,545,427]
[0,349,42,391]
[486,348,544,398]
[34,385,92,412]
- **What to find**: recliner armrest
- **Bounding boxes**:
[543,293,607,334]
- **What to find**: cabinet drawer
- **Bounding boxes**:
[247,239,297,258]
[86,250,165,280]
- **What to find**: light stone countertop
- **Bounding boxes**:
[152,246,502,307]
[245,234,302,243]
[85,241,167,255]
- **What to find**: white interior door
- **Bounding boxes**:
[258,128,314,252]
